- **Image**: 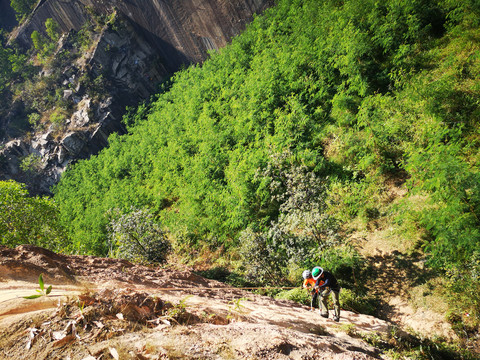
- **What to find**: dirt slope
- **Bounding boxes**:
[0,245,394,360]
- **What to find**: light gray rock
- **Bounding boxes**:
[0,140,29,175]
[61,132,86,156]
[71,97,91,127]
[56,145,66,164]
[63,89,73,99]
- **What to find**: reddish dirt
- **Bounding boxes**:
[0,245,395,360]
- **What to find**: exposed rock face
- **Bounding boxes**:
[1,0,271,194]
[16,0,270,71]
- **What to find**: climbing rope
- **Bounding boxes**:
[0,285,299,305]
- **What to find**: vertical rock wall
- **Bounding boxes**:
[15,0,271,70]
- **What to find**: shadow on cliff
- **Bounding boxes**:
[119,2,193,73]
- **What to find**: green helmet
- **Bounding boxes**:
[312,267,323,280]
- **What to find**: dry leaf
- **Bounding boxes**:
[78,295,96,306]
[116,313,124,320]
[93,321,104,329]
[52,334,76,348]
[109,347,119,360]
[25,328,39,350]
[51,331,66,340]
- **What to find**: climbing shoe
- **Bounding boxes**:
[320,313,328,318]
[334,316,340,322]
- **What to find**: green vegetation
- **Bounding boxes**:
[30,18,61,63]
[53,0,475,256]
[23,273,52,299]
[0,180,67,251]
[106,207,171,264]
[52,0,479,296]
[1,0,479,355]
[10,0,36,21]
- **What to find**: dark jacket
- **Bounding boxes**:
[315,270,340,291]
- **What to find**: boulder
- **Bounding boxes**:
[71,97,91,127]
[61,132,86,156]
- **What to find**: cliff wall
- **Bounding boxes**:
[15,0,269,70]
[1,0,271,194]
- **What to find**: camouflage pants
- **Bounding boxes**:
[320,288,340,318]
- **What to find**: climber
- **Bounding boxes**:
[302,269,320,311]
[312,266,341,322]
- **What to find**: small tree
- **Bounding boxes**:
[0,180,68,250]
[45,18,60,42]
[20,153,43,174]
[238,228,288,284]
[107,208,171,264]
[256,151,340,249]
[10,0,36,21]
[30,30,44,50]
[239,151,341,284]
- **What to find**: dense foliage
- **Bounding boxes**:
[10,0,36,21]
[0,1,477,350]
[54,0,480,273]
[0,180,67,250]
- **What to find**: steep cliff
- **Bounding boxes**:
[1,0,271,194]
[15,0,270,70]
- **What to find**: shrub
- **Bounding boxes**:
[0,180,68,250]
[45,18,60,42]
[275,287,311,306]
[49,108,67,125]
[317,245,368,290]
[107,208,171,264]
[238,228,288,285]
[340,288,378,315]
[444,252,480,331]
[11,0,36,21]
[27,112,41,130]
[31,30,44,51]
[20,153,43,174]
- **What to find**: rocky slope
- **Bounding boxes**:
[0,0,271,194]
[0,245,395,359]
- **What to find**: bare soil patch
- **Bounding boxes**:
[0,245,394,359]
